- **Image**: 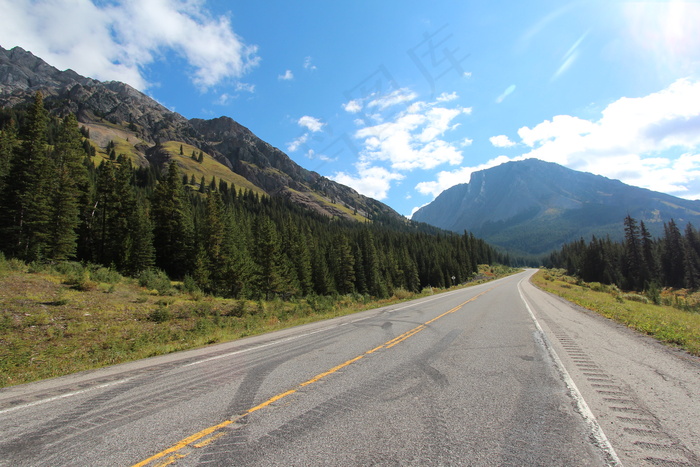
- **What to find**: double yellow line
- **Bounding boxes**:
[133,288,492,467]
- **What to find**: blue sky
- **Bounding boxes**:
[2,1,700,217]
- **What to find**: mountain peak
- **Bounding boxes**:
[413,159,700,255]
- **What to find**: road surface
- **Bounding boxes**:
[0,269,698,466]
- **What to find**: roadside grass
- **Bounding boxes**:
[0,258,518,388]
[532,269,700,356]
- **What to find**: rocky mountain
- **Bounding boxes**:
[412,159,700,255]
[0,45,400,222]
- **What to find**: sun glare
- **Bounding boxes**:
[623,0,700,76]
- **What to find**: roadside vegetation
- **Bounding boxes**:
[533,268,700,356]
[0,257,517,388]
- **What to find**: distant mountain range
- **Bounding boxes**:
[412,159,700,255]
[0,45,401,223]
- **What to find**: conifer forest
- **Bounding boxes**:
[547,214,700,294]
[0,93,504,300]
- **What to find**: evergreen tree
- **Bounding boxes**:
[194,190,226,293]
[0,92,52,260]
[151,161,194,278]
[283,220,313,296]
[311,239,335,295]
[661,219,685,288]
[45,114,89,260]
[623,215,645,290]
[0,119,18,195]
[252,216,295,299]
[123,198,155,275]
[683,223,700,289]
[330,234,355,294]
[640,221,658,286]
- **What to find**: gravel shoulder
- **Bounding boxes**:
[521,272,700,466]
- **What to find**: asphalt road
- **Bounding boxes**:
[1,270,698,466]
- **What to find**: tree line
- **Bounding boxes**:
[546,214,696,291]
[0,93,505,300]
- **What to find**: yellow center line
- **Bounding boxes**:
[132,285,497,467]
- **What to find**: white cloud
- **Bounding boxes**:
[436,91,459,103]
[0,0,259,91]
[287,115,325,153]
[353,93,469,171]
[287,133,308,152]
[217,93,232,105]
[343,99,363,113]
[459,138,474,147]
[331,163,404,200]
[516,78,700,196]
[234,82,255,93]
[278,69,294,81]
[298,115,325,133]
[489,135,516,148]
[367,88,418,111]
[303,56,316,71]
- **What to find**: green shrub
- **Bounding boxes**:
[148,306,171,323]
[89,266,122,284]
[228,300,247,317]
[138,269,172,295]
[59,262,95,291]
[28,261,53,274]
[645,282,661,305]
[392,288,412,300]
[621,293,650,304]
[181,275,199,293]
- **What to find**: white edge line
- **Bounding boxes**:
[518,278,623,467]
[0,378,131,415]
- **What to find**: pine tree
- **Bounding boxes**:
[195,190,226,293]
[661,219,685,288]
[311,240,335,295]
[284,221,313,295]
[0,119,18,195]
[46,114,89,260]
[683,223,700,289]
[640,221,658,286]
[0,92,53,260]
[358,229,384,297]
[252,216,288,299]
[151,161,194,278]
[623,215,645,290]
[124,198,155,275]
[330,234,355,294]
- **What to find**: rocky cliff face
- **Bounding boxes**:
[0,45,400,222]
[412,158,700,255]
